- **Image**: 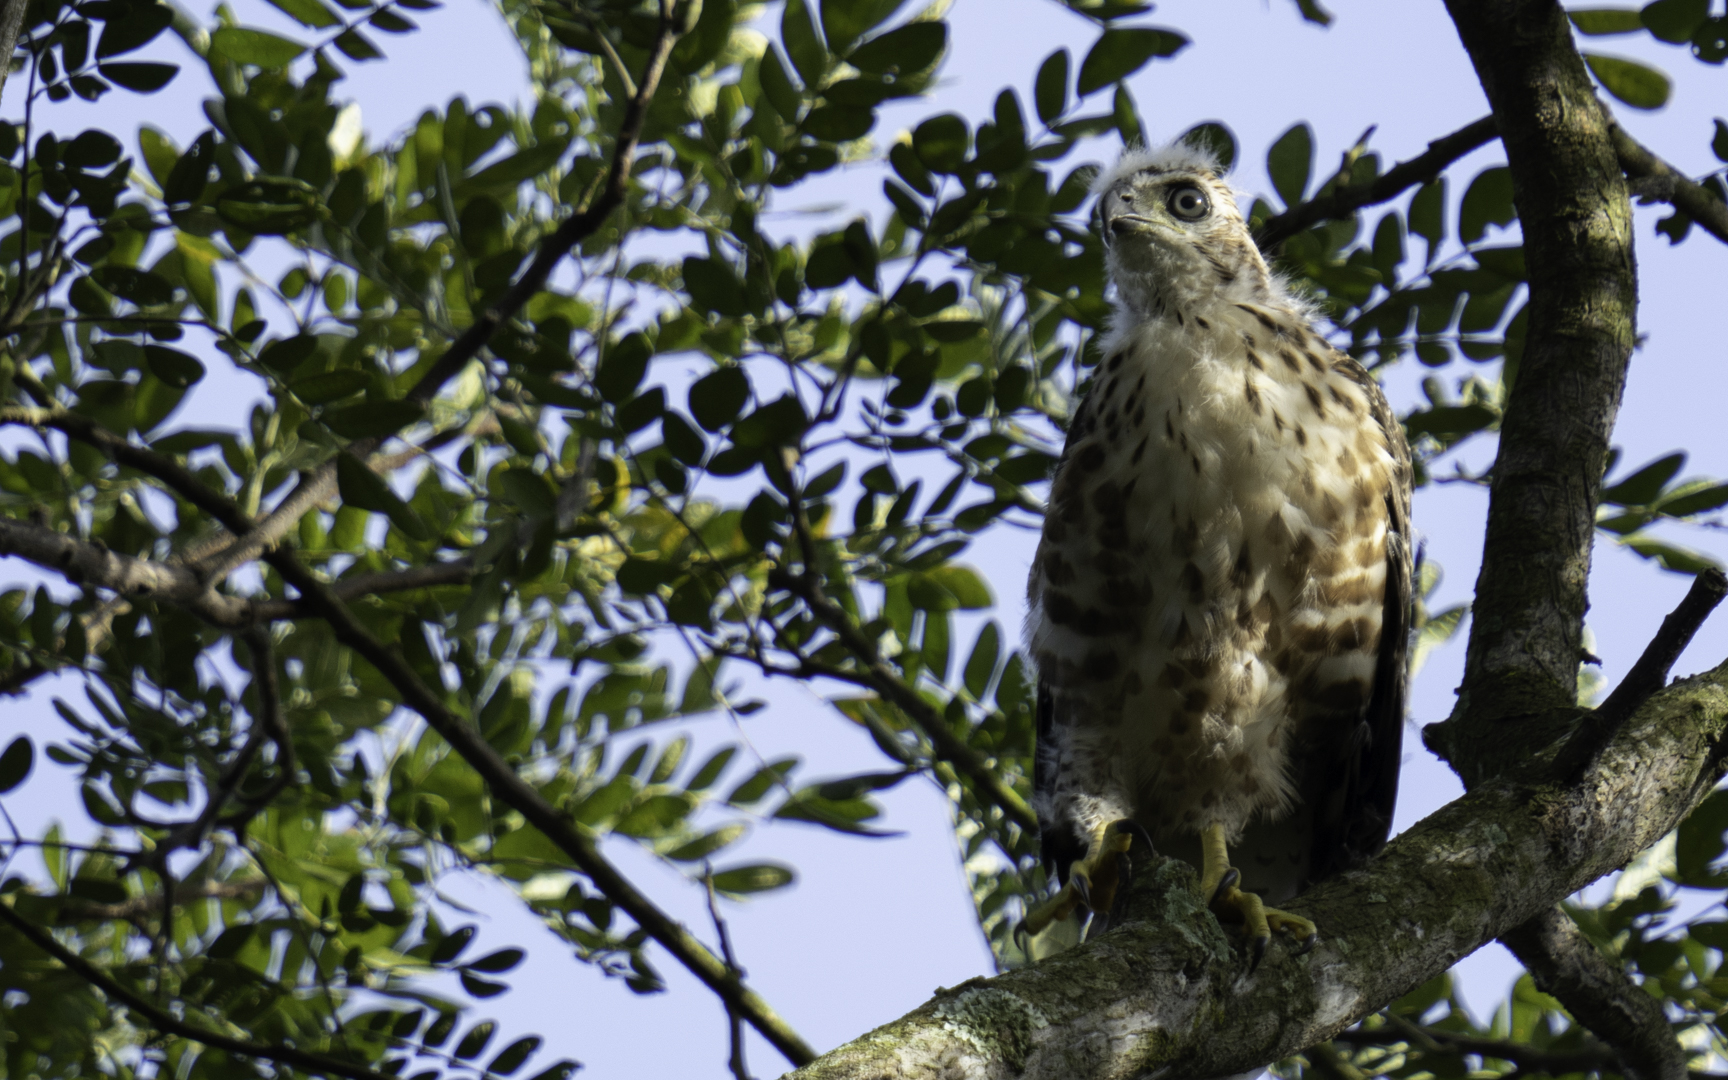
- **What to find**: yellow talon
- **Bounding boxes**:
[1199,822,1318,968]
[1020,819,1138,942]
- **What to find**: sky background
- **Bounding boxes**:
[2,0,1728,1077]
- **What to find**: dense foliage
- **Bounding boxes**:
[1,0,1728,1076]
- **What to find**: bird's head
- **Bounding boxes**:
[1093,142,1273,318]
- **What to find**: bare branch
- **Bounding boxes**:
[56,878,265,922]
[0,896,398,1080]
[0,516,250,624]
[1255,115,1499,249]
[1612,122,1728,247]
[766,567,1040,834]
[1500,907,1686,1080]
[1557,567,1728,778]
[1332,1013,1620,1075]
[785,656,1728,1078]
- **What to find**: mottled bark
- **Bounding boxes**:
[1435,0,1637,762]
[784,664,1728,1079]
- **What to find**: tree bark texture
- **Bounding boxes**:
[786,666,1728,1079]
[1439,0,1637,764]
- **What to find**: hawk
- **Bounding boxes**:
[1021,141,1414,963]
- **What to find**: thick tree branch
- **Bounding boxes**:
[1433,0,1637,762]
[1500,907,1686,1080]
[1612,123,1728,247]
[783,656,1728,1079]
[0,896,396,1080]
[1332,1014,1618,1074]
[1255,115,1500,249]
[0,515,472,625]
[766,568,1039,834]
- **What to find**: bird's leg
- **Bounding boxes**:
[1019,819,1140,940]
[1200,822,1318,968]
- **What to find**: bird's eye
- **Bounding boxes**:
[1167,184,1210,221]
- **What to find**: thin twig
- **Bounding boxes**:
[1334,1012,1620,1076]
[704,864,754,1080]
[0,897,398,1080]
[1611,122,1728,246]
[766,566,1039,834]
[1557,567,1728,778]
[1255,116,1500,249]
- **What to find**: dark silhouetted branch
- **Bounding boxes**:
[1256,116,1499,249]
[1613,123,1728,247]
[0,896,396,1080]
[1500,907,1686,1080]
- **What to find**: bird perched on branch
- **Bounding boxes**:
[1021,140,1413,965]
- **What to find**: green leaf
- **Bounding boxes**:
[1569,7,1645,34]
[689,368,750,431]
[850,20,944,81]
[164,130,216,206]
[758,45,802,120]
[323,399,424,440]
[465,948,525,974]
[217,178,323,234]
[804,105,875,142]
[913,114,968,173]
[1712,118,1728,163]
[926,564,992,609]
[333,28,383,60]
[1602,452,1685,505]
[210,26,307,68]
[730,394,807,448]
[96,5,173,57]
[429,925,476,965]
[1676,788,1728,886]
[710,863,795,895]
[1459,166,1516,243]
[1583,53,1671,109]
[1034,49,1069,125]
[335,452,432,540]
[1075,27,1187,97]
[98,62,177,92]
[782,0,828,88]
[1641,0,1710,42]
[1179,121,1236,171]
[290,369,369,404]
[682,256,746,317]
[143,345,205,389]
[1266,123,1313,208]
[0,736,32,794]
[91,266,175,306]
[963,622,1001,699]
[487,1037,542,1077]
[665,823,747,861]
[822,0,908,54]
[455,1021,497,1060]
[258,333,320,375]
[264,0,342,28]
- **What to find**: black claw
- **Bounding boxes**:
[1115,819,1156,857]
[1292,932,1319,957]
[1210,867,1241,906]
[1071,873,1092,910]
[1247,935,1269,973]
[1013,920,1032,955]
[1110,852,1133,923]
